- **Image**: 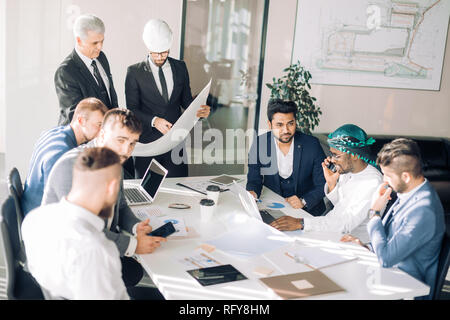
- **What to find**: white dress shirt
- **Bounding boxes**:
[75,47,111,100]
[148,56,174,127]
[22,198,129,300]
[303,164,383,233]
[274,137,294,179]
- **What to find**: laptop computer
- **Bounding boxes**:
[231,182,286,224]
[123,159,168,206]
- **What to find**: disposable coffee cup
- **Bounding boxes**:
[200,198,215,222]
[206,185,220,205]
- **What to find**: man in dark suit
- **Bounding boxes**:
[246,99,326,216]
[54,14,118,126]
[125,19,210,178]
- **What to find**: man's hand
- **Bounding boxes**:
[340,234,369,250]
[196,105,210,118]
[154,117,173,135]
[321,157,340,192]
[371,182,392,212]
[270,216,303,231]
[249,191,258,200]
[135,219,167,254]
[285,195,304,209]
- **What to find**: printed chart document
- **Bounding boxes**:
[176,248,223,270]
[132,79,211,157]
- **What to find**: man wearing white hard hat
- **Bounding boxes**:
[125,19,210,178]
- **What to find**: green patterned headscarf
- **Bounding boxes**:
[327,124,377,166]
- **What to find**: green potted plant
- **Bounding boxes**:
[266,60,321,135]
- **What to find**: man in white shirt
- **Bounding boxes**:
[271,124,383,233]
[22,147,140,299]
[42,109,166,298]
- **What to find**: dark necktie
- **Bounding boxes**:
[159,66,169,104]
[91,60,111,106]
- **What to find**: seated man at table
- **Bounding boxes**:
[23,148,135,299]
[270,124,382,233]
[341,138,445,300]
[42,108,165,299]
[22,98,108,215]
[246,99,326,216]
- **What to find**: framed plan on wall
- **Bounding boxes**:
[291,0,450,90]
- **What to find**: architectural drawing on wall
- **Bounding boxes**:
[292,0,450,90]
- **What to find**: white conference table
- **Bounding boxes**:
[130,175,429,300]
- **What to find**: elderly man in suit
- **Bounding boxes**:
[246,99,326,216]
[342,138,445,300]
[125,19,210,178]
[55,14,118,126]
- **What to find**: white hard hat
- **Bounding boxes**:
[142,19,173,52]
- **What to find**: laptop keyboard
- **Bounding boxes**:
[124,188,150,204]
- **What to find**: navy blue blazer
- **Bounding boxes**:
[246,131,326,210]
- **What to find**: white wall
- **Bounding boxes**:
[4,0,183,178]
[259,1,450,139]
[0,0,5,153]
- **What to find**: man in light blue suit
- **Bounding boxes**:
[342,138,445,299]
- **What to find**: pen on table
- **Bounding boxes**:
[176,183,207,195]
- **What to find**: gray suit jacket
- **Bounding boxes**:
[42,140,140,256]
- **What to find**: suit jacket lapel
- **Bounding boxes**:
[71,50,103,97]
[144,58,168,105]
[168,58,179,103]
[292,133,302,194]
[269,133,281,192]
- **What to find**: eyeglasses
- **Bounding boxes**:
[150,51,169,58]
[330,153,346,160]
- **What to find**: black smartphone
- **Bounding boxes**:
[327,162,337,173]
[148,221,176,238]
[187,264,247,286]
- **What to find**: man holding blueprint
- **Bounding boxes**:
[126,19,210,178]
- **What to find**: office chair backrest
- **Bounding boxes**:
[0,207,16,299]
[433,230,450,299]
[7,167,27,266]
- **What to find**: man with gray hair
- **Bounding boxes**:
[55,14,118,126]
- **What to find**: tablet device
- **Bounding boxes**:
[208,174,241,186]
[187,264,247,286]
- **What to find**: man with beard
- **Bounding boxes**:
[270,124,382,233]
[22,147,133,299]
[246,99,326,215]
[42,109,166,299]
[341,138,445,300]
[125,19,210,178]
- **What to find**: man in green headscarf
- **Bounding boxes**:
[271,124,383,235]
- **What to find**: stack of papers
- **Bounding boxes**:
[285,245,357,269]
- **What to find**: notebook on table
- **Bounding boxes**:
[123,159,168,206]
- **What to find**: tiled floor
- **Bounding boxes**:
[0,152,448,299]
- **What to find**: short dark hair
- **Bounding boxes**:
[102,108,143,135]
[376,138,423,177]
[72,97,108,121]
[74,147,121,171]
[267,99,297,122]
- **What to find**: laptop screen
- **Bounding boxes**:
[141,160,167,200]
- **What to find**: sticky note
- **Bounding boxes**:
[199,243,216,253]
[291,279,314,290]
[253,266,274,277]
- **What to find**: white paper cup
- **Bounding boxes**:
[200,198,215,222]
[206,185,220,205]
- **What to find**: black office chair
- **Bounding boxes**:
[432,230,450,300]
[0,196,44,299]
[7,167,27,266]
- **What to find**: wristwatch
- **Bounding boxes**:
[369,209,381,219]
[298,218,304,230]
